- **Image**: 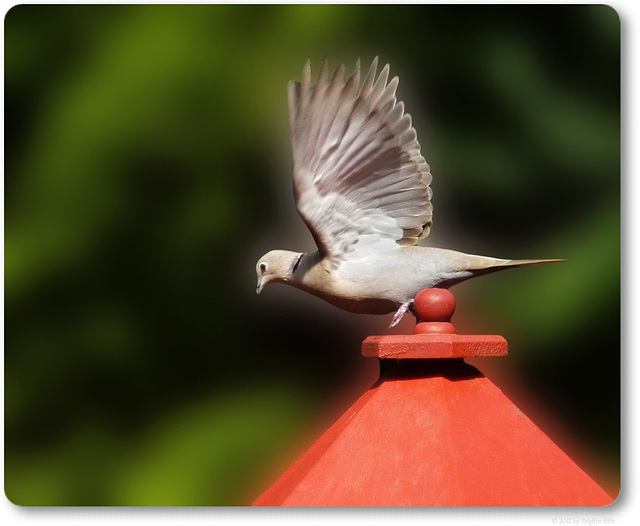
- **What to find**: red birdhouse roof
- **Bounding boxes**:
[253,289,614,506]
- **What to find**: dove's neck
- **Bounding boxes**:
[288,251,327,290]
[291,251,322,278]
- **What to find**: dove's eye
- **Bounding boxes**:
[259,262,267,273]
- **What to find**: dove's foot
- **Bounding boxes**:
[389,302,411,328]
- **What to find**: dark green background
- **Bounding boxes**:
[5,5,620,505]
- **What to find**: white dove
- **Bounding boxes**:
[256,57,560,327]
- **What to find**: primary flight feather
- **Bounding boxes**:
[256,57,559,327]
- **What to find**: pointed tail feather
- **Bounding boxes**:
[491,258,565,269]
[465,257,565,279]
[433,251,565,288]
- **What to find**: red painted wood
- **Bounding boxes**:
[252,289,614,506]
[362,334,508,359]
[414,288,456,322]
[414,321,457,334]
[253,360,613,506]
[413,288,458,334]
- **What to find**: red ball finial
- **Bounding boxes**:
[413,288,456,334]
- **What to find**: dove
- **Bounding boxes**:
[256,57,560,327]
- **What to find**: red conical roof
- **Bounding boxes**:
[253,289,614,506]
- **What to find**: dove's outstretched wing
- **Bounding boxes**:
[287,57,432,265]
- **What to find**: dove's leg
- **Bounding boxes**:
[389,302,411,328]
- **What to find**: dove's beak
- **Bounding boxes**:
[256,278,265,295]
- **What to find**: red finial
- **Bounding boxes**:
[361,288,508,359]
[413,288,456,334]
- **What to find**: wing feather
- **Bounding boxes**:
[288,57,432,263]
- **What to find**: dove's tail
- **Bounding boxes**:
[488,258,565,269]
[463,256,565,280]
[435,255,565,288]
[413,247,564,288]
[432,247,564,279]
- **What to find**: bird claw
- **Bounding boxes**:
[389,302,411,328]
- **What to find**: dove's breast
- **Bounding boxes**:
[291,255,400,314]
[289,246,480,315]
[292,250,425,314]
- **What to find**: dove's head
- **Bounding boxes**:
[256,250,304,294]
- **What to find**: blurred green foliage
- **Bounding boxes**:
[5,5,619,504]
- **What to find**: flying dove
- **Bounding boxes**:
[256,57,560,327]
